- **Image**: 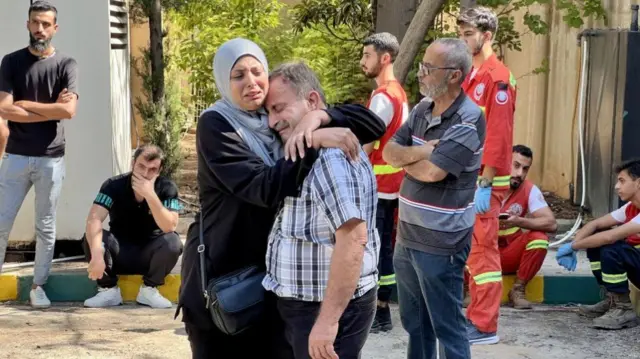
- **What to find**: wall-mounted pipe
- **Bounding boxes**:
[632,4,639,31]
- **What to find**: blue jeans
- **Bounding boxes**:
[0,153,65,285]
[394,241,471,359]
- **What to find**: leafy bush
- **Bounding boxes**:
[133,47,192,179]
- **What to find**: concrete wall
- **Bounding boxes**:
[0,0,118,242]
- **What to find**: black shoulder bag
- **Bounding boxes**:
[197,209,266,336]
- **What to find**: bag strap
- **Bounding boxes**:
[197,208,210,308]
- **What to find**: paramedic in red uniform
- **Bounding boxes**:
[458,6,516,345]
[497,145,557,309]
[360,32,409,333]
[556,159,640,330]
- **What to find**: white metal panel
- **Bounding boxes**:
[0,0,114,242]
[110,50,132,175]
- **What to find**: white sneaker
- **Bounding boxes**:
[136,285,172,309]
[84,287,123,308]
[30,286,51,309]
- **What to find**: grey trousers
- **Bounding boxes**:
[0,153,65,285]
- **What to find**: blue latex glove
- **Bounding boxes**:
[474,186,492,214]
[556,243,575,258]
[556,251,578,272]
[556,255,570,270]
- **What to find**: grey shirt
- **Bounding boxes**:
[391,92,486,255]
[0,47,79,157]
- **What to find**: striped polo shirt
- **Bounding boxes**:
[391,92,486,255]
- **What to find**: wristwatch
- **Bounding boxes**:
[478,177,493,188]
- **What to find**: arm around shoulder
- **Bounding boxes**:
[198,111,317,208]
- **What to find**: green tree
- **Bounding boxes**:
[130,0,192,178]
[293,0,607,86]
[169,0,371,107]
[168,0,287,106]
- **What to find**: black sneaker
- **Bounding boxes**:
[370,305,393,333]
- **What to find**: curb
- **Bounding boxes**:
[1,272,638,314]
[1,273,180,303]
[387,274,604,306]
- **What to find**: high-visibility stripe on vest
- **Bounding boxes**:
[367,81,409,198]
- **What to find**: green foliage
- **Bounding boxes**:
[133,47,192,179]
[169,0,371,107]
[168,0,286,106]
[291,27,371,104]
[292,0,373,42]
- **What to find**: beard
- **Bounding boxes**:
[363,62,382,79]
[471,35,485,56]
[29,33,52,53]
[419,78,448,100]
[510,178,522,190]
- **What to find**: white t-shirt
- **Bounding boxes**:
[368,93,394,127]
[527,185,548,214]
[502,184,548,216]
[610,203,640,224]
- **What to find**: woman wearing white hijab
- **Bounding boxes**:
[178,38,385,359]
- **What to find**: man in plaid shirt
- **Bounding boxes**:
[262,61,379,359]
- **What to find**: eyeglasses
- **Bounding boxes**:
[418,62,459,76]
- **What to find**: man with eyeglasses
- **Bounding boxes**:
[457,6,517,345]
[383,38,484,359]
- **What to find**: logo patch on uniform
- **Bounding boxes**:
[508,203,523,217]
[473,83,485,101]
[495,90,509,105]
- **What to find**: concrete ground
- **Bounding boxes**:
[1,303,639,359]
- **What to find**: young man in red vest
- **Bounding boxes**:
[496,145,556,309]
[360,32,409,333]
[457,6,517,344]
[557,159,640,330]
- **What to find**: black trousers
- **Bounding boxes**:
[184,292,294,359]
[376,199,398,302]
[587,241,640,294]
[277,288,377,359]
[82,230,183,288]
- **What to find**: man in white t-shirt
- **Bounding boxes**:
[556,159,640,330]
[464,145,557,309]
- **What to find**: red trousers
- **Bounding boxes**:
[500,231,548,282]
[466,191,503,333]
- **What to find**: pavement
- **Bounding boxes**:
[1,303,639,359]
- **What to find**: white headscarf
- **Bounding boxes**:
[202,38,282,166]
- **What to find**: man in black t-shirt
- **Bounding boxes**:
[0,1,79,309]
[82,144,183,309]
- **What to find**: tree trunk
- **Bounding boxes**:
[148,0,165,104]
[394,0,446,84]
[460,0,477,11]
[375,0,418,42]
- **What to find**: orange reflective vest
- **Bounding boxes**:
[367,80,408,199]
[499,180,534,241]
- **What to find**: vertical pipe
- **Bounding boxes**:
[632,5,639,31]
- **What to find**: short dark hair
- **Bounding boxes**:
[615,159,640,180]
[513,144,533,159]
[29,1,58,23]
[363,32,400,62]
[457,6,498,34]
[133,144,165,166]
